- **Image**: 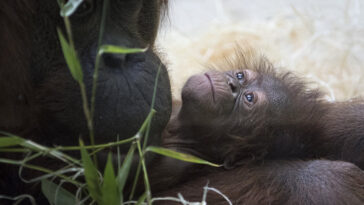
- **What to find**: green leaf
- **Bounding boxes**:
[80,140,102,203]
[41,179,76,205]
[146,146,221,167]
[57,28,84,82]
[102,153,119,205]
[0,136,24,147]
[99,45,147,55]
[117,143,136,202]
[136,192,147,205]
[59,0,83,17]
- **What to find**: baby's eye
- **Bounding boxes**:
[245,93,254,103]
[236,72,244,80]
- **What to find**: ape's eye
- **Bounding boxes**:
[236,72,244,80]
[245,93,254,103]
[74,0,94,16]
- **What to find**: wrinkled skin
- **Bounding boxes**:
[0,0,171,203]
[174,59,328,168]
[180,68,284,133]
[31,0,171,146]
[148,52,364,204]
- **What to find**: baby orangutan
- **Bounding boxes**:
[147,51,364,205]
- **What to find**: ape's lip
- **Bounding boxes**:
[204,73,216,103]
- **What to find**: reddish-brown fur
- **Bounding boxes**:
[1,1,363,204]
[149,52,364,204]
[155,160,364,205]
[0,2,37,136]
[0,1,172,204]
[320,100,364,168]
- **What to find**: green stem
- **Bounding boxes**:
[0,148,28,153]
[0,158,81,186]
[143,66,161,150]
[55,135,137,151]
[136,140,151,204]
[128,109,156,200]
[79,82,95,147]
[64,17,74,47]
[90,0,109,120]
[128,160,142,200]
[63,15,97,165]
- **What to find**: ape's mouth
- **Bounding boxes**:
[205,73,216,103]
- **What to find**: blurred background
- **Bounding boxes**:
[156,0,364,101]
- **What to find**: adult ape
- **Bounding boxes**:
[0,0,171,202]
[148,51,364,204]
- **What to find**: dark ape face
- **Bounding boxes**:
[180,69,288,134]
[30,0,171,146]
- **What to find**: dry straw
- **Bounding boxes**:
[159,0,364,102]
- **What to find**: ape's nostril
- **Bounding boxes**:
[229,82,237,93]
[102,53,146,68]
[102,53,125,68]
[125,52,146,63]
